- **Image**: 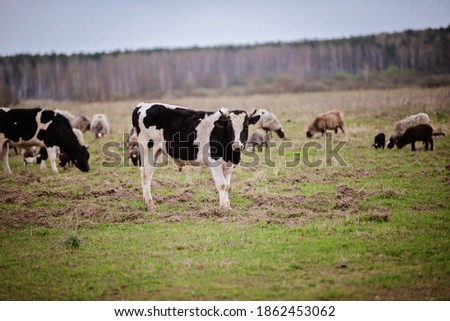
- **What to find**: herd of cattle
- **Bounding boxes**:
[0,104,445,209]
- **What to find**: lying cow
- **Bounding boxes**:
[0,107,90,174]
[132,103,260,210]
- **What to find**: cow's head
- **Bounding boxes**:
[224,110,260,152]
[72,145,90,172]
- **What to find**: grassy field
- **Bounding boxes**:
[1,87,449,300]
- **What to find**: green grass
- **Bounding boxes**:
[1,87,449,300]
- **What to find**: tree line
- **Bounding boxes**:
[0,25,449,103]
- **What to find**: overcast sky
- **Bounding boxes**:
[1,0,449,56]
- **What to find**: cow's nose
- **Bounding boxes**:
[232,142,244,151]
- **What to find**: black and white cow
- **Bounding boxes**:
[132,103,260,210]
[0,107,90,174]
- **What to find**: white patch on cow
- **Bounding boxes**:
[194,109,224,164]
[229,112,246,148]
[1,107,11,112]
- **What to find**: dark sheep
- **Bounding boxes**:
[373,133,386,149]
[396,124,433,151]
[387,113,430,149]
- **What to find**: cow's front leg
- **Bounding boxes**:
[47,147,59,174]
[139,145,161,210]
[222,161,235,209]
[210,161,230,209]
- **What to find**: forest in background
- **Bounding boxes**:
[1,25,449,104]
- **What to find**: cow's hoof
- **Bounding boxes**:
[145,202,156,211]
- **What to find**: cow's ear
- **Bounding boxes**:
[248,115,260,125]
[249,109,257,117]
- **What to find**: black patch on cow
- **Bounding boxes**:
[131,107,141,135]
[36,147,48,164]
[147,140,154,149]
[41,110,54,124]
[36,129,47,143]
[0,107,40,142]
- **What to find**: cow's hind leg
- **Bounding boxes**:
[140,144,161,210]
[210,160,230,209]
[1,142,12,175]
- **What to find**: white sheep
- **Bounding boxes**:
[247,128,269,152]
[90,114,110,139]
[55,109,91,133]
[255,109,285,139]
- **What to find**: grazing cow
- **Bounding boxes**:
[396,124,433,151]
[91,114,110,139]
[306,110,345,138]
[59,128,86,168]
[132,103,260,210]
[373,133,386,149]
[0,107,90,174]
